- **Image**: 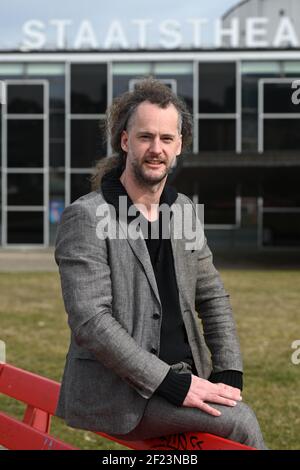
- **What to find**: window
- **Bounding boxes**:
[7,211,44,244]
[7,173,44,206]
[264,119,300,150]
[197,62,237,152]
[241,61,280,151]
[7,84,44,114]
[71,64,107,114]
[71,120,106,168]
[198,62,236,113]
[198,119,236,151]
[50,142,65,168]
[196,173,237,226]
[264,82,300,113]
[260,168,300,247]
[112,62,193,112]
[68,63,108,205]
[201,193,237,226]
[7,120,44,168]
[71,173,93,202]
[24,64,66,170]
[263,212,300,247]
[50,113,65,139]
[2,80,48,246]
[263,171,300,207]
[49,170,65,244]
[258,78,300,152]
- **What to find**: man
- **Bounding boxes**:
[55,78,266,449]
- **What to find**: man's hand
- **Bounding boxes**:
[182,375,242,416]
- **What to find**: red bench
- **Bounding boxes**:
[0,362,254,451]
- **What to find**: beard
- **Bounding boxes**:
[131,156,175,187]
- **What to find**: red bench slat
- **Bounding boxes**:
[98,431,254,451]
[0,363,59,415]
[0,362,255,451]
[0,411,77,450]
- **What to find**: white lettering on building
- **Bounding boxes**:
[186,18,208,48]
[104,20,129,49]
[20,16,300,51]
[74,19,98,49]
[159,20,182,49]
[215,18,239,48]
[273,17,299,48]
[22,20,47,50]
[246,17,269,48]
[131,19,153,49]
[49,19,72,49]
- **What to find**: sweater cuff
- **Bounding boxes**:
[209,370,243,391]
[155,369,192,406]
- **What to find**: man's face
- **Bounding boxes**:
[120,101,182,187]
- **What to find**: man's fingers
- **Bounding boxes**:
[199,402,222,417]
[207,394,237,407]
[217,383,242,401]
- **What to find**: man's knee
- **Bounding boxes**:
[229,402,261,444]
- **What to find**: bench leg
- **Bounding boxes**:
[23,405,51,433]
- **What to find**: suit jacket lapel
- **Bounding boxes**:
[118,219,162,308]
[170,203,183,295]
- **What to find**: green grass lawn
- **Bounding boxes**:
[0,270,299,450]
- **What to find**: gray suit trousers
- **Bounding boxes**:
[111,362,267,450]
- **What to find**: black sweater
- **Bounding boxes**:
[101,165,242,406]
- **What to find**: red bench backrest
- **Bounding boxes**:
[0,363,254,451]
[0,363,76,450]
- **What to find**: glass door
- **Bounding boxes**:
[1,80,49,246]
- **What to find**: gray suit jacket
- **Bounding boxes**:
[55,189,243,434]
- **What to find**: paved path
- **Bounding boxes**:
[0,249,57,272]
[0,247,300,272]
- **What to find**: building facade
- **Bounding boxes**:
[0,0,300,248]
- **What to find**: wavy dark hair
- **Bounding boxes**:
[91,77,193,190]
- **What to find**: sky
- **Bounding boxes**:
[0,0,238,49]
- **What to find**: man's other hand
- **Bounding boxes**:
[182,375,242,416]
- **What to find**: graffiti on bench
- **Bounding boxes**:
[149,432,204,450]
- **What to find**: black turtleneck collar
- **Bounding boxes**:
[100,162,178,218]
